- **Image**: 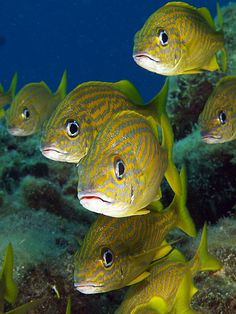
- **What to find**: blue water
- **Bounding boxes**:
[0,0,228,100]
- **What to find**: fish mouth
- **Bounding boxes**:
[133,52,160,63]
[7,127,26,136]
[74,282,104,294]
[78,191,114,213]
[78,191,113,204]
[200,131,222,144]
[40,145,69,160]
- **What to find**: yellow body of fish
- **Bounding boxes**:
[116,224,222,314]
[133,2,226,75]
[77,109,168,217]
[6,71,67,136]
[0,73,18,118]
[74,167,196,293]
[198,76,236,144]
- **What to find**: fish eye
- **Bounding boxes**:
[114,158,125,180]
[22,108,30,120]
[66,119,80,137]
[158,29,168,46]
[218,111,227,124]
[101,248,113,268]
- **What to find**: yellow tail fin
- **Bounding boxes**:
[168,166,196,238]
[189,223,223,275]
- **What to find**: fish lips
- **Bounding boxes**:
[74,281,104,294]
[200,130,222,144]
[40,145,69,161]
[78,191,114,213]
[133,51,160,65]
[7,127,27,136]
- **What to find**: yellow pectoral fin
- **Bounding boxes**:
[134,208,150,216]
[0,108,5,118]
[126,271,150,286]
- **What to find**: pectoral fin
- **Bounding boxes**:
[126,271,150,286]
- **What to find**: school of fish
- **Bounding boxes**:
[1,1,231,313]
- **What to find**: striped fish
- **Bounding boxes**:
[74,167,196,294]
[6,70,67,136]
[133,2,226,75]
[0,73,17,118]
[77,110,168,217]
[116,224,222,314]
[198,76,236,144]
[41,79,165,163]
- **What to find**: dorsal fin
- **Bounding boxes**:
[114,80,144,105]
[198,7,215,30]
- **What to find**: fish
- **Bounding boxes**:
[6,70,67,136]
[77,109,169,217]
[0,73,18,118]
[74,167,196,294]
[198,76,236,144]
[116,224,222,314]
[133,1,226,76]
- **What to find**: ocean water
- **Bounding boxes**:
[0,0,229,100]
[0,1,236,314]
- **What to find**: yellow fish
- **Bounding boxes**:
[133,2,226,75]
[77,109,168,217]
[198,76,236,144]
[74,167,196,294]
[116,224,222,314]
[6,70,67,136]
[0,73,17,118]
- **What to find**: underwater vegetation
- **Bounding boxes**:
[0,1,236,314]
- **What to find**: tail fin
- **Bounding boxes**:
[189,223,223,275]
[55,69,67,99]
[0,243,18,304]
[148,78,182,196]
[168,166,196,237]
[7,72,18,99]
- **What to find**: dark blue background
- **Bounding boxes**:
[0,0,226,101]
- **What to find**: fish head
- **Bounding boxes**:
[6,86,41,136]
[40,91,94,163]
[77,148,145,217]
[198,81,236,144]
[133,12,182,75]
[74,215,151,294]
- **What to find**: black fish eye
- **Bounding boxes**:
[101,248,113,268]
[158,29,168,46]
[66,119,80,137]
[114,158,125,180]
[22,108,30,120]
[218,111,226,124]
